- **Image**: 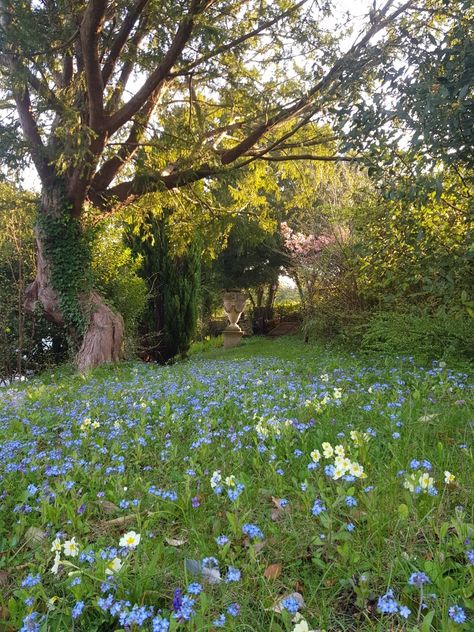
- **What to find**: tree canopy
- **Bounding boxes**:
[0,0,420,214]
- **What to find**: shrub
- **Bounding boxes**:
[360,307,474,361]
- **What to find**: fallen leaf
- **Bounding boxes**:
[185,558,222,584]
[97,500,119,514]
[165,536,186,547]
[25,526,47,547]
[271,496,290,522]
[273,591,305,614]
[419,413,438,423]
[264,563,282,580]
[202,565,222,585]
[294,580,304,592]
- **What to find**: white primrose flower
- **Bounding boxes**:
[349,462,366,478]
[210,470,222,489]
[444,471,455,484]
[106,557,123,575]
[51,551,61,575]
[119,531,141,549]
[63,537,79,557]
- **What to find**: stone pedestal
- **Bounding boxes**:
[222,291,247,349]
[223,329,244,348]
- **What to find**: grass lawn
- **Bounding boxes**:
[0,336,473,631]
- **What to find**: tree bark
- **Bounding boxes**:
[24,185,124,372]
[76,291,124,372]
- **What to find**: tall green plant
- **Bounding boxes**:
[129,214,201,362]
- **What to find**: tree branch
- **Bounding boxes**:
[80,0,108,130]
[101,0,150,86]
[14,85,53,183]
[105,21,148,113]
[105,0,203,135]
[252,154,357,162]
[92,84,167,192]
[173,0,308,76]
[90,163,221,209]
[220,0,414,165]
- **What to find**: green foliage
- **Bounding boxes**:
[161,231,201,360]
[360,308,474,362]
[273,300,301,321]
[129,213,201,362]
[39,209,92,338]
[90,220,147,350]
[355,186,473,307]
[0,183,68,379]
[212,219,287,292]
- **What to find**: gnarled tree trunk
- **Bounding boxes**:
[76,291,124,372]
[24,186,124,372]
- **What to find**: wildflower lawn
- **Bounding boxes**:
[0,337,473,631]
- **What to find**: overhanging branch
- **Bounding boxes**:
[101,0,151,86]
[105,0,202,135]
[80,0,107,130]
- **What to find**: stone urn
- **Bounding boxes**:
[222,290,247,348]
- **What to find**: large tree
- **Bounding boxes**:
[0,0,418,369]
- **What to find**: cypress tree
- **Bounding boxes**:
[129,213,201,362]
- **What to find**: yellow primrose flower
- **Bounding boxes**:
[350,462,365,478]
[334,445,345,457]
[333,388,342,399]
[350,430,361,446]
[225,475,236,487]
[444,471,455,484]
[293,618,314,632]
[322,442,333,458]
[91,421,100,429]
[336,457,351,472]
[404,473,417,492]
[119,530,141,549]
[310,449,321,463]
[106,557,123,575]
[333,466,346,480]
[51,537,61,553]
[419,472,434,489]
[350,430,370,446]
[63,537,79,557]
[404,479,415,492]
[47,596,59,610]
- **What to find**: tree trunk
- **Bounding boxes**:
[265,281,278,309]
[24,185,124,372]
[76,291,124,372]
[255,285,264,308]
